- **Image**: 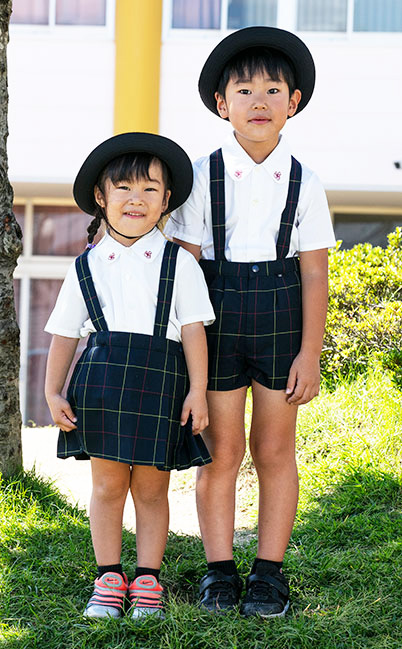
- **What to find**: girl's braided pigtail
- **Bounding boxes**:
[86,206,104,247]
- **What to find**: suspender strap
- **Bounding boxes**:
[209,148,226,261]
[153,240,179,338]
[209,151,302,262]
[275,156,302,259]
[75,249,109,332]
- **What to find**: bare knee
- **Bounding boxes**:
[250,436,295,473]
[92,473,129,503]
[202,439,245,475]
[130,470,169,506]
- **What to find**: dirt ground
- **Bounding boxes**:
[22,426,254,538]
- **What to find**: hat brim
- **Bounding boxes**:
[73,132,193,215]
[198,26,315,117]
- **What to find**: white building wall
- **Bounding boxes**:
[8,30,115,190]
[159,34,402,196]
[6,23,402,198]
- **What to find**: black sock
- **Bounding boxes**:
[207,560,238,576]
[251,558,283,574]
[97,563,123,578]
[135,566,160,581]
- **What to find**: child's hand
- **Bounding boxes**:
[285,351,320,405]
[180,389,209,435]
[46,394,77,431]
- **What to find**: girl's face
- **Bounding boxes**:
[94,160,171,246]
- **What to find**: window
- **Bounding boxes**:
[297,0,347,32]
[227,0,277,30]
[169,0,402,33]
[354,0,402,32]
[172,0,221,29]
[11,0,48,25]
[11,0,107,26]
[14,200,101,425]
[334,214,402,249]
[33,205,96,256]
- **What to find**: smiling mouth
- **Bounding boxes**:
[124,212,145,218]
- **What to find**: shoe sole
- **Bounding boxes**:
[241,600,290,619]
[83,607,122,619]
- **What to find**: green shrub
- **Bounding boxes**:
[322,227,402,387]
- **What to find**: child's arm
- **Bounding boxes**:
[45,334,80,431]
[173,239,201,262]
[286,248,328,405]
[180,321,209,434]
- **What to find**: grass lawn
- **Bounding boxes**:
[1,368,401,649]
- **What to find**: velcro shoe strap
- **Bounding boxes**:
[199,572,240,596]
[248,572,289,597]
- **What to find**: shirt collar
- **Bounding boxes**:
[95,227,165,263]
[221,131,291,184]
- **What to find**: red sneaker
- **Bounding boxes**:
[83,572,128,619]
[128,575,164,619]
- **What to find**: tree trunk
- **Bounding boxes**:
[0,0,23,476]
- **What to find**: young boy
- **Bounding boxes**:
[165,27,336,617]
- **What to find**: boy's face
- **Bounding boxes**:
[215,72,301,159]
[94,160,171,246]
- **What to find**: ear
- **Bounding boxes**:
[215,91,229,119]
[94,185,106,208]
[162,189,172,213]
[288,89,302,117]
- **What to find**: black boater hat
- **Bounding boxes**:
[73,132,194,216]
[198,26,315,117]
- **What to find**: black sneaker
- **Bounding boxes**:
[240,567,290,618]
[199,570,243,613]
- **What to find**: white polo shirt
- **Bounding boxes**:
[164,132,336,261]
[45,228,215,343]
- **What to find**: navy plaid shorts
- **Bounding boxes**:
[200,257,302,391]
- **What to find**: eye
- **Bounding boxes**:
[268,88,279,94]
[145,186,158,192]
[239,89,251,95]
[117,184,130,190]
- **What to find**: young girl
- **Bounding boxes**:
[44,132,215,620]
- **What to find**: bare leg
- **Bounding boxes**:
[249,380,299,561]
[196,387,248,561]
[89,458,131,565]
[130,466,170,569]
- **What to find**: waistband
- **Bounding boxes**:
[199,256,300,278]
[86,330,183,354]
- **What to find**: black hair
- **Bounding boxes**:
[87,152,172,244]
[216,46,297,100]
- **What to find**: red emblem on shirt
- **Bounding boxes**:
[108,253,115,260]
[274,171,282,180]
[144,250,152,259]
[234,169,243,178]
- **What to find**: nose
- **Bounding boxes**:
[252,92,268,110]
[127,189,144,204]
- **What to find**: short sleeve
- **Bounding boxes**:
[296,171,336,252]
[164,156,209,246]
[173,248,215,328]
[44,261,89,338]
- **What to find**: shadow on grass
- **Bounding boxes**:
[0,467,401,649]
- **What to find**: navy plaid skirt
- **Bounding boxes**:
[58,331,211,470]
[57,240,211,471]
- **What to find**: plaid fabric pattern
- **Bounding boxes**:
[57,241,211,470]
[210,148,226,261]
[199,151,302,391]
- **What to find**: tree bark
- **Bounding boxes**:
[0,0,23,476]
